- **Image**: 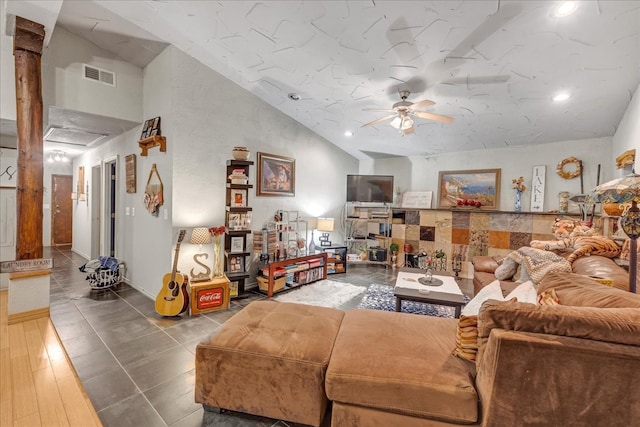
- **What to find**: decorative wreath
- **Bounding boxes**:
[556,157,582,179]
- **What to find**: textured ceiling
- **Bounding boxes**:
[6,1,640,159]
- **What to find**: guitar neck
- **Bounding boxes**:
[171,230,187,282]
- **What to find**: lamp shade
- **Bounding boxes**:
[586,173,640,204]
[317,217,335,232]
[190,227,212,245]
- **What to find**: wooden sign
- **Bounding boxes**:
[530,165,546,212]
[126,154,136,193]
[0,258,53,273]
[401,191,433,209]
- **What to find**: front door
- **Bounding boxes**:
[51,174,72,246]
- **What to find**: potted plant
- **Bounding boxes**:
[389,243,399,269]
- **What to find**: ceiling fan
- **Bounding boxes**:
[361,90,454,136]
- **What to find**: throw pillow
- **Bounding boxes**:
[538,289,560,305]
[504,281,537,304]
[453,280,505,362]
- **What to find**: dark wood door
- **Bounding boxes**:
[52,174,72,246]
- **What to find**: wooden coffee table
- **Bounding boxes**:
[394,268,468,318]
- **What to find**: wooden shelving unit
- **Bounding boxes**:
[224,159,254,298]
[258,252,328,297]
[138,135,166,156]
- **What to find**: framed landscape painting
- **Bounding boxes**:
[257,152,295,196]
[437,169,501,209]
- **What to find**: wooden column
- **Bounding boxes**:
[13,16,45,260]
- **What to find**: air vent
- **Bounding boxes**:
[83,64,116,87]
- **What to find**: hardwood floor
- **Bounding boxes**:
[0,290,102,427]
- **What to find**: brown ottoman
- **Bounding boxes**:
[195,300,345,426]
[326,309,478,426]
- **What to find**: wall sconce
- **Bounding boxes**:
[189,227,212,282]
[317,217,335,247]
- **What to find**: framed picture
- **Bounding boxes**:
[257,152,295,196]
[227,213,241,229]
[140,116,161,139]
[125,154,136,193]
[437,168,501,209]
[230,236,244,253]
[230,189,247,207]
[227,255,245,273]
[77,166,86,201]
[401,191,433,209]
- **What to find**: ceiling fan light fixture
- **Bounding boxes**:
[390,116,402,129]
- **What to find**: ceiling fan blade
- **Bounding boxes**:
[361,114,397,128]
[414,111,455,123]
[409,99,435,110]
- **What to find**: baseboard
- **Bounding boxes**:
[8,306,50,325]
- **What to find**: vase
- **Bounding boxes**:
[514,189,522,212]
[558,191,570,214]
[212,235,224,278]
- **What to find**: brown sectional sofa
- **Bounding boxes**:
[472,254,630,295]
[196,269,640,426]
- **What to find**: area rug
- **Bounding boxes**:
[273,280,366,309]
[358,283,468,318]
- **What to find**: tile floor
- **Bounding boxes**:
[47,246,408,427]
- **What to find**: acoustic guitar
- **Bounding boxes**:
[155,230,189,316]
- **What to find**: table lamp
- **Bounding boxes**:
[587,172,640,293]
[307,217,318,254]
[189,227,212,282]
[317,217,335,246]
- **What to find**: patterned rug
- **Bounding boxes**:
[358,283,469,318]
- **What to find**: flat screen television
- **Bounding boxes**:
[346,175,394,204]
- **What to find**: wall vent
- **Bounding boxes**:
[83,64,116,87]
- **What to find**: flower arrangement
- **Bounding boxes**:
[208,226,226,236]
[512,176,526,192]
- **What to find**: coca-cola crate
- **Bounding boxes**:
[189,277,230,315]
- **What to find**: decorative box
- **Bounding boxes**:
[368,247,387,262]
[189,277,230,315]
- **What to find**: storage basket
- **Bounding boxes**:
[80,257,125,289]
[257,275,286,292]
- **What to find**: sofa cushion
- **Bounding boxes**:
[571,255,629,291]
[326,309,478,424]
[538,271,640,308]
[454,281,537,362]
[471,256,500,273]
[476,299,640,368]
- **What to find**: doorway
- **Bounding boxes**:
[51,174,72,246]
[90,165,101,259]
[104,159,117,257]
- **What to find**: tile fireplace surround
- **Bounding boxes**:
[388,209,614,276]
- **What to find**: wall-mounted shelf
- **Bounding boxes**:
[138,135,166,156]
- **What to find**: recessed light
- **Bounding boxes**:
[287,93,301,101]
[555,1,577,17]
[344,130,353,137]
[553,93,570,102]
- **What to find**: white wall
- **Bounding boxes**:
[368,137,614,213]
[0,1,16,123]
[41,25,143,124]
[612,83,640,173]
